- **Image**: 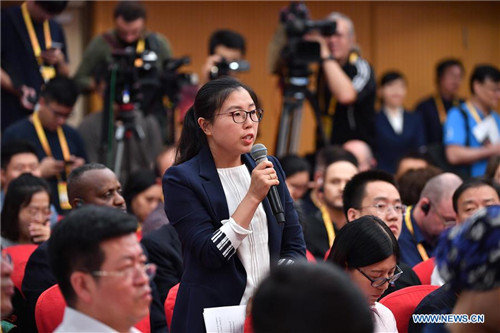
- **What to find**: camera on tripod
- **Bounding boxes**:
[281,2,336,67]
[162,56,198,106]
[209,58,250,81]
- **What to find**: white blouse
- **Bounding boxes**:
[384,107,404,135]
[217,164,270,305]
[372,302,398,332]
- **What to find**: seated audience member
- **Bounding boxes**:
[123,170,163,238]
[375,71,426,174]
[2,76,87,214]
[327,216,400,332]
[21,164,168,332]
[430,178,500,286]
[300,145,358,218]
[434,205,500,333]
[394,151,431,182]
[343,170,421,296]
[398,166,442,206]
[415,59,465,146]
[303,155,358,259]
[252,262,373,333]
[279,154,311,202]
[444,64,500,177]
[398,173,462,267]
[485,155,500,183]
[343,139,377,172]
[48,205,152,332]
[1,174,51,247]
[453,178,500,224]
[155,145,177,178]
[1,140,59,225]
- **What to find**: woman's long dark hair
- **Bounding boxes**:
[327,215,400,269]
[175,77,259,165]
[1,173,51,242]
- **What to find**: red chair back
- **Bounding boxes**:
[379,285,439,333]
[305,250,316,263]
[412,258,435,285]
[164,283,180,328]
[35,284,151,333]
[3,244,38,295]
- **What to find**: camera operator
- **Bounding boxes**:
[317,12,376,148]
[199,29,247,85]
[74,1,172,94]
[1,1,70,132]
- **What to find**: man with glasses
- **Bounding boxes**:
[3,76,87,214]
[342,170,421,296]
[48,205,153,332]
[398,173,462,267]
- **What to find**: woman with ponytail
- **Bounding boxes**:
[163,77,305,333]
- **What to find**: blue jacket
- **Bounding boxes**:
[163,145,306,333]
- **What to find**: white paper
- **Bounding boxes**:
[473,114,500,144]
[203,304,246,333]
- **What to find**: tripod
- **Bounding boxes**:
[275,73,327,157]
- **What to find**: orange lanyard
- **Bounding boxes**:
[465,101,483,124]
[319,205,336,247]
[32,111,71,177]
[404,206,429,262]
[21,2,51,65]
[433,95,447,124]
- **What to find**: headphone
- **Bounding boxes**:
[421,202,430,215]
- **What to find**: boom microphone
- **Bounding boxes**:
[250,144,286,224]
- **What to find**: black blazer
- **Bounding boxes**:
[163,145,306,333]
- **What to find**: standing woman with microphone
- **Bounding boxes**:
[163,77,306,333]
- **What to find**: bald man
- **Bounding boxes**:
[398,173,462,267]
[342,140,376,172]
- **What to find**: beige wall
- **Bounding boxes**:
[85,1,500,154]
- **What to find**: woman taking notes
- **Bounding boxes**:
[162,77,305,333]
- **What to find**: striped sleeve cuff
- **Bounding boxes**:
[211,218,251,260]
[278,258,295,266]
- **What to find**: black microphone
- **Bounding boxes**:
[250,144,286,224]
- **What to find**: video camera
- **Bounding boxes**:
[162,56,198,106]
[281,2,336,68]
[209,58,250,81]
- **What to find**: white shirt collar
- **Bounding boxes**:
[55,307,141,333]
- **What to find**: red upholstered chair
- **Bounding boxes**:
[3,244,38,296]
[35,284,151,333]
[164,283,180,328]
[412,258,435,285]
[305,250,316,263]
[379,285,439,333]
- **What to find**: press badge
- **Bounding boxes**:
[57,181,72,210]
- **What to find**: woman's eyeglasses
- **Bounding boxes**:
[217,108,264,124]
[356,265,403,288]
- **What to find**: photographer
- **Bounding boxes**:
[1,1,69,132]
[317,12,376,148]
[74,1,172,95]
[200,29,247,85]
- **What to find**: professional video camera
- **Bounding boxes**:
[209,58,250,81]
[162,56,198,107]
[281,2,336,68]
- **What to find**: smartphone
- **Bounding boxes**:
[49,42,63,50]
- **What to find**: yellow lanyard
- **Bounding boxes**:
[21,2,51,65]
[404,206,429,262]
[319,205,336,247]
[311,191,336,247]
[433,95,447,124]
[465,101,483,124]
[32,111,71,178]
